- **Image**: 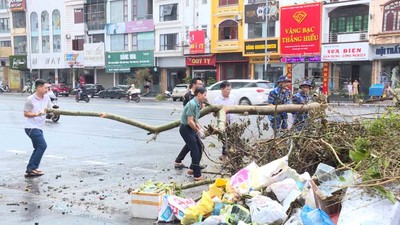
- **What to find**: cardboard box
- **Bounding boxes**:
[131,189,165,219]
[310,179,344,215]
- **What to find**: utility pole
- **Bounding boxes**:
[264,1,269,80]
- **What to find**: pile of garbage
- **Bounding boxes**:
[140,157,359,225]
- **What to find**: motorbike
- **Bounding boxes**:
[164,90,172,99]
[75,92,90,103]
[126,91,140,103]
[46,90,60,122]
[0,84,9,93]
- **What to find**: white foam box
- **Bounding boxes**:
[338,187,400,225]
[131,189,165,219]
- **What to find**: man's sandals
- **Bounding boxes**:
[24,169,44,177]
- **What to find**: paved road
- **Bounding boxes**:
[0,93,390,224]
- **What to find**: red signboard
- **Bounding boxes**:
[185,55,216,66]
[189,30,205,54]
[9,0,26,12]
[280,3,321,55]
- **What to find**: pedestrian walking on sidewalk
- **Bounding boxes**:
[178,86,208,181]
[23,79,52,177]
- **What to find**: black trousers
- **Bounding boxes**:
[177,124,203,177]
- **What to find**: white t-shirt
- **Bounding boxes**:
[213,94,236,124]
[24,94,52,130]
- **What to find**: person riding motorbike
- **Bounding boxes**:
[127,84,140,97]
[78,85,87,99]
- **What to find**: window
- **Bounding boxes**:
[160,4,178,22]
[0,0,7,9]
[0,18,9,33]
[84,0,106,30]
[110,0,127,23]
[132,33,137,51]
[202,0,207,4]
[201,25,208,38]
[218,20,238,40]
[30,12,39,53]
[160,33,178,50]
[41,11,50,53]
[219,0,238,6]
[74,8,84,24]
[110,34,128,51]
[72,36,84,51]
[248,23,263,39]
[137,32,154,50]
[329,5,369,33]
[383,1,400,31]
[0,41,11,47]
[53,10,61,52]
[14,36,27,54]
[12,11,26,28]
[89,34,104,43]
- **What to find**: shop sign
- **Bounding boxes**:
[281,56,321,63]
[105,50,154,73]
[30,53,64,69]
[280,3,321,55]
[321,42,370,62]
[186,55,216,66]
[373,45,400,59]
[244,39,278,56]
[245,1,279,23]
[9,0,25,12]
[9,55,27,70]
[65,53,84,68]
[84,43,105,67]
[126,19,154,33]
[189,30,205,54]
[249,56,280,64]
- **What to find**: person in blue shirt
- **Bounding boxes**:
[292,80,312,131]
[267,75,291,136]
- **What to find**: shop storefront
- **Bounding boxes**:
[84,43,105,88]
[29,53,67,85]
[157,56,186,92]
[216,53,248,81]
[280,3,324,92]
[9,55,28,90]
[372,44,400,88]
[243,39,284,83]
[185,54,216,86]
[321,42,372,95]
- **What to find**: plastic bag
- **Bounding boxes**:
[181,192,214,225]
[167,195,196,220]
[246,195,287,224]
[220,204,251,225]
[157,194,176,222]
[229,162,258,195]
[300,205,334,225]
[284,209,303,225]
[268,178,299,202]
[250,156,289,190]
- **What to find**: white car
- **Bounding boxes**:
[206,79,274,105]
[172,84,189,101]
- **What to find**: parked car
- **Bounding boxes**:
[172,83,190,101]
[50,83,71,97]
[206,79,274,105]
[98,86,127,99]
[72,84,105,98]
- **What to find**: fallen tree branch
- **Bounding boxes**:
[177,179,214,190]
[47,103,325,134]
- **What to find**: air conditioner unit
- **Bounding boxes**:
[182,40,189,46]
[360,33,367,41]
[234,15,242,21]
[65,34,71,39]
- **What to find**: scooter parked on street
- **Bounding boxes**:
[0,84,9,93]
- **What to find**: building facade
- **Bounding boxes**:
[369,0,400,89]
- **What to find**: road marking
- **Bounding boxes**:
[81,160,110,165]
[6,150,27,154]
